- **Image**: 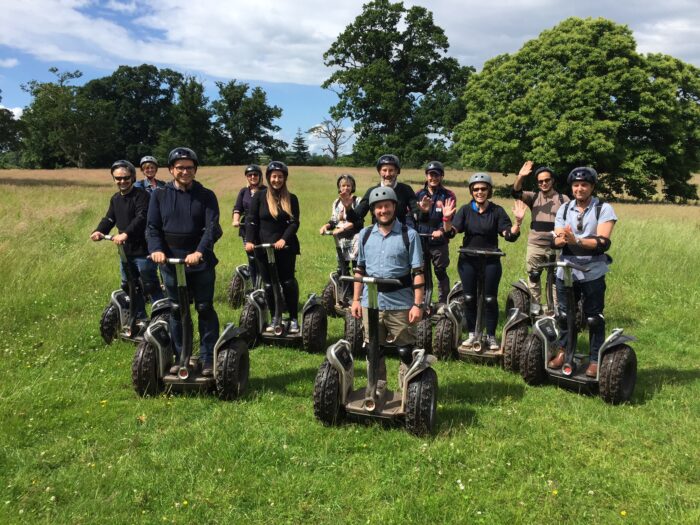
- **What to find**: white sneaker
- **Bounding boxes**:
[289,319,300,333]
[462,332,477,347]
[487,335,500,351]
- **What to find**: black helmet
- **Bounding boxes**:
[567,167,597,185]
[425,161,444,176]
[266,160,288,178]
[376,154,401,174]
[110,160,136,180]
[139,155,158,168]
[336,174,356,193]
[368,186,398,208]
[245,164,262,177]
[534,166,554,178]
[168,147,198,167]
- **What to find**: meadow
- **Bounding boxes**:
[0,166,698,524]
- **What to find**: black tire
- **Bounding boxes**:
[599,344,637,405]
[405,368,438,436]
[415,317,433,354]
[502,322,528,372]
[227,271,246,309]
[321,280,338,318]
[216,339,250,400]
[344,311,365,358]
[433,317,456,360]
[302,305,328,353]
[239,302,260,347]
[313,359,344,425]
[99,303,120,345]
[520,334,546,385]
[131,341,163,396]
[506,287,529,317]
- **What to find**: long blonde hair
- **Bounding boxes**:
[266,181,294,220]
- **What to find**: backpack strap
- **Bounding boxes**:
[362,223,410,253]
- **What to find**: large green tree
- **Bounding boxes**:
[454,17,700,201]
[322,0,472,166]
[210,80,286,164]
[0,90,22,155]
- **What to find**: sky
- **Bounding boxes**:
[1,0,699,154]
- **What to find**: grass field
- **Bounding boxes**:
[0,166,698,524]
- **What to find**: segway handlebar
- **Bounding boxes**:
[459,247,505,258]
[253,243,288,250]
[537,260,590,273]
[340,275,402,286]
[100,234,114,241]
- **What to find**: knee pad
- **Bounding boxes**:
[142,280,161,297]
[171,302,181,315]
[397,346,413,365]
[528,270,542,283]
[434,266,448,281]
[485,295,497,305]
[463,294,474,306]
[557,312,568,330]
[121,281,129,294]
[587,313,605,329]
[195,302,214,315]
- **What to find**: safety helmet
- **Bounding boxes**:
[245,164,262,177]
[168,147,199,168]
[110,160,136,180]
[266,160,288,179]
[376,154,401,174]
[534,166,554,178]
[425,161,444,176]
[567,167,598,185]
[336,173,356,193]
[469,172,493,187]
[139,155,158,168]
[368,186,398,208]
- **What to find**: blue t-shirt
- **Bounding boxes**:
[555,197,617,282]
[357,220,423,310]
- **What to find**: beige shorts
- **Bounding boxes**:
[361,307,416,347]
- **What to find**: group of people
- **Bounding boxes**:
[92,147,617,381]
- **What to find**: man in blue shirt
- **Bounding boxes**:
[147,147,223,376]
[351,187,424,388]
[550,167,617,377]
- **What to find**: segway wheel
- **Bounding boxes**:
[415,317,433,354]
[321,281,338,318]
[216,339,250,400]
[344,310,365,358]
[99,303,120,345]
[520,334,546,385]
[239,302,260,347]
[302,305,328,353]
[599,344,637,405]
[506,287,529,318]
[502,322,528,372]
[433,317,456,360]
[227,271,246,309]
[131,341,163,396]
[313,359,344,425]
[405,368,438,436]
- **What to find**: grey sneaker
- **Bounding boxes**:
[461,332,477,347]
[289,319,300,333]
[487,335,500,351]
[530,303,542,316]
[266,317,281,333]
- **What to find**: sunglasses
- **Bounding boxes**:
[472,187,489,193]
[576,209,585,232]
[538,178,553,185]
[113,176,131,182]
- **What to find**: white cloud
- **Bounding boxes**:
[0,105,23,119]
[105,1,138,14]
[0,58,19,68]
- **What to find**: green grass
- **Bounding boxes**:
[0,167,699,524]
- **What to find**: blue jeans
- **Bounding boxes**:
[458,255,502,335]
[556,275,606,362]
[119,256,164,319]
[160,265,219,364]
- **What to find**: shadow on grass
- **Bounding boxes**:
[0,177,106,188]
[634,367,700,403]
[248,365,319,397]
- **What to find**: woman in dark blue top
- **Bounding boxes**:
[443,173,526,350]
[232,164,265,286]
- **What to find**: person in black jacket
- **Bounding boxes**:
[443,173,527,350]
[91,160,164,321]
[245,161,301,333]
[148,147,222,377]
[342,154,419,228]
[232,164,266,286]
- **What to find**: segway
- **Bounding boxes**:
[520,260,637,404]
[132,258,249,400]
[239,244,327,352]
[432,282,466,360]
[313,276,437,436]
[227,259,263,309]
[453,248,528,369]
[97,235,170,345]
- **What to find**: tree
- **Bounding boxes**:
[454,17,700,201]
[210,80,287,164]
[0,90,22,155]
[322,0,472,165]
[308,117,352,161]
[290,128,310,165]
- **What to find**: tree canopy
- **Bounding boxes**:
[454,17,700,201]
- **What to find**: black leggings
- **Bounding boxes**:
[458,255,502,335]
[256,249,299,319]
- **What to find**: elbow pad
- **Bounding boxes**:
[354,266,366,276]
[594,236,611,254]
[411,268,424,277]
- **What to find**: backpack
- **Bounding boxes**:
[562,199,605,222]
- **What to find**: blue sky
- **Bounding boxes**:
[1,1,699,154]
